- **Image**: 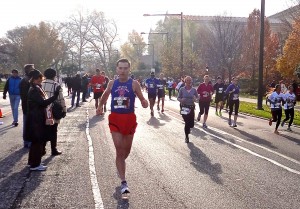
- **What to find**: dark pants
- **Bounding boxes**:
[271,109,282,130]
[168,88,173,99]
[82,90,87,101]
[28,141,44,167]
[181,105,195,136]
[229,100,240,116]
[283,108,294,127]
[45,123,58,153]
[71,90,80,106]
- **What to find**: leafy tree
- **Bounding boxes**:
[276,18,300,79]
[1,22,64,72]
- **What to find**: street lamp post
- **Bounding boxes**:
[143,12,184,75]
[257,0,265,110]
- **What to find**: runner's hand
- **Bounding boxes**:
[141,99,148,108]
[96,107,103,115]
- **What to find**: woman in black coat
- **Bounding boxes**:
[26,70,60,171]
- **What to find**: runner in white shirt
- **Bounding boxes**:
[268,84,285,134]
[281,85,296,131]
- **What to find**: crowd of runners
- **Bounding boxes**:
[1,58,298,197]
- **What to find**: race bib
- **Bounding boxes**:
[113,97,130,109]
[149,83,154,88]
[275,102,281,108]
[96,83,101,89]
[180,107,191,115]
[233,94,239,100]
[218,88,223,94]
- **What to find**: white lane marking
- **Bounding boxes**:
[165,110,300,175]
[168,108,300,166]
[86,110,104,209]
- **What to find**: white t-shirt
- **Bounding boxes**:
[283,92,296,110]
[269,91,285,109]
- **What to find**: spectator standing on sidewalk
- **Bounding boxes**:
[20,64,35,148]
[42,68,66,156]
[71,73,82,107]
[3,69,21,126]
[96,58,148,195]
[81,73,89,102]
[26,70,61,171]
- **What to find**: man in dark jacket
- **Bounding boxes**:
[19,64,35,148]
[71,74,81,107]
[3,69,21,126]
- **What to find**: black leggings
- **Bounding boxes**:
[282,108,294,127]
[168,88,173,98]
[181,106,195,136]
[271,109,282,130]
[229,99,239,116]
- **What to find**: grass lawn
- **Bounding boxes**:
[239,101,300,126]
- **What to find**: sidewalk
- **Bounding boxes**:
[239,97,300,111]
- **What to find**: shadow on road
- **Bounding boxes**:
[146,117,166,129]
[113,186,129,209]
[0,124,15,135]
[233,128,277,149]
[280,132,300,145]
[187,142,223,185]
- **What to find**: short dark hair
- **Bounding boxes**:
[96,68,100,72]
[116,58,130,67]
[12,69,18,74]
[44,68,57,79]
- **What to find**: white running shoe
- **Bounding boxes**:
[30,164,47,171]
[121,182,130,194]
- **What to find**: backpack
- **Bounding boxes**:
[52,101,64,120]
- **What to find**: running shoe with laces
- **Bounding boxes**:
[203,123,208,128]
[281,120,285,127]
[121,181,130,194]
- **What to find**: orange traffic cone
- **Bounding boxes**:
[0,108,3,118]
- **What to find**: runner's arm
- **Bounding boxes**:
[97,81,113,113]
[133,80,148,108]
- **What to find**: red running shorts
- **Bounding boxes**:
[108,112,137,135]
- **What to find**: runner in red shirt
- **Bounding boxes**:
[90,68,106,109]
[196,75,214,128]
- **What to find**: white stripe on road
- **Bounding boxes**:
[86,110,104,209]
[166,110,300,175]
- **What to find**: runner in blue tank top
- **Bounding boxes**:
[96,58,148,196]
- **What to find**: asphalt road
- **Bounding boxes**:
[0,90,300,209]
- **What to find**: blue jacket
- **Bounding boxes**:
[3,76,21,96]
